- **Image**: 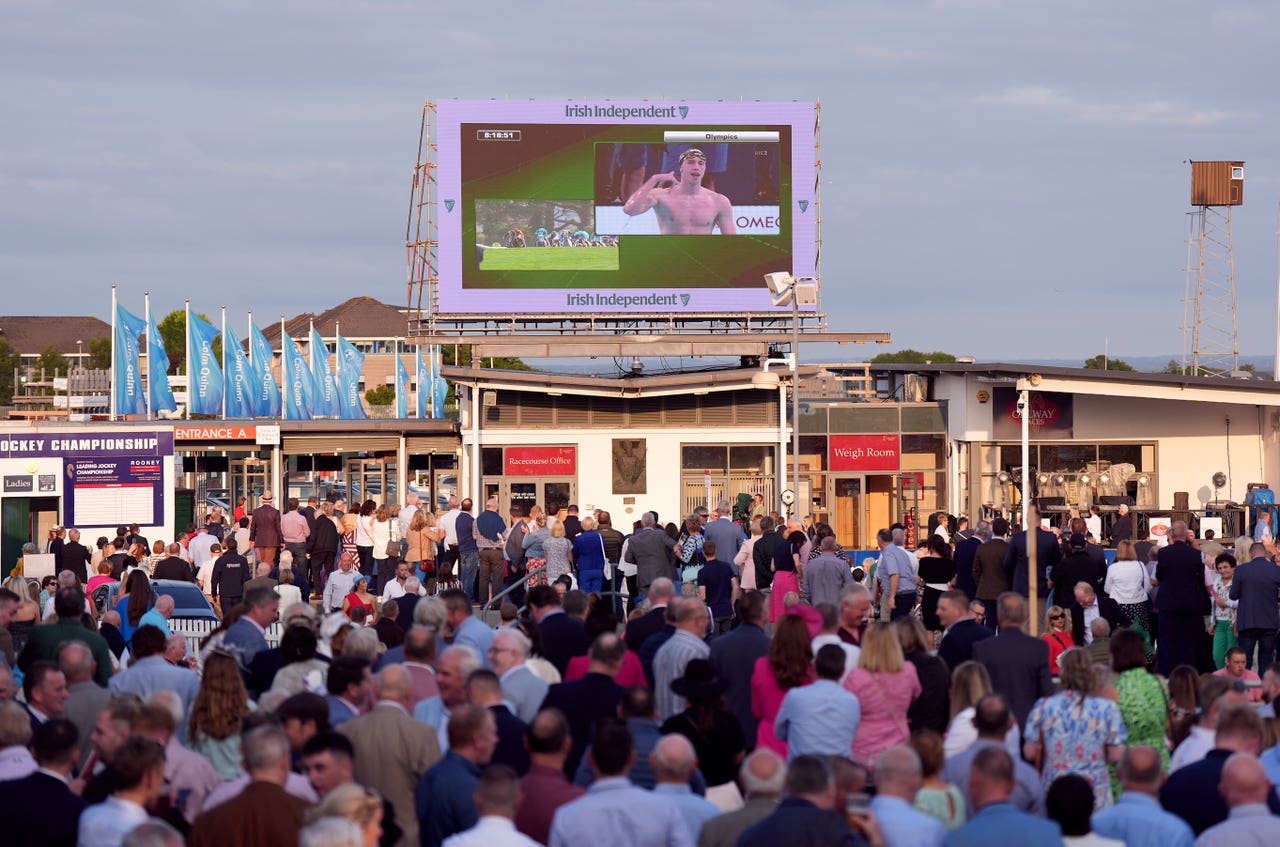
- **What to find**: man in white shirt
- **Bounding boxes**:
[399,492,422,542]
[323,553,359,614]
[383,561,427,602]
[444,760,540,847]
[438,496,463,581]
[77,736,167,847]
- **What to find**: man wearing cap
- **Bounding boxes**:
[250,492,283,566]
[622,148,737,235]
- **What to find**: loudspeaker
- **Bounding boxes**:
[315,455,342,472]
[295,456,314,472]
[1099,495,1134,507]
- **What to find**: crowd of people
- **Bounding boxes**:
[1,496,1280,846]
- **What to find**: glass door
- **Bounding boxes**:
[230,458,270,514]
[833,477,863,550]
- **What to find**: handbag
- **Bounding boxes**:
[385,539,400,558]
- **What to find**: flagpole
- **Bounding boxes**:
[221,305,228,420]
[394,337,400,419]
[280,314,287,422]
[144,292,152,421]
[110,284,118,421]
[247,309,254,420]
[335,321,341,419]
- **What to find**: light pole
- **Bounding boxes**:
[764,273,818,520]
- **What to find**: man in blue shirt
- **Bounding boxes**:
[1091,746,1193,847]
[475,497,507,609]
[702,500,745,563]
[774,645,861,761]
[549,719,693,847]
[455,498,480,602]
[943,747,1063,847]
[441,588,494,667]
[696,541,738,635]
[869,746,945,847]
[876,528,918,621]
[650,734,719,842]
[416,704,497,847]
[107,625,200,739]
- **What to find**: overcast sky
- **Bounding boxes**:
[4,1,1279,363]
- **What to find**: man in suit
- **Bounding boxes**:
[416,705,498,847]
[709,590,771,749]
[325,656,373,727]
[624,577,675,653]
[221,585,278,672]
[562,504,583,543]
[189,726,312,847]
[308,503,341,598]
[0,718,85,847]
[338,665,442,847]
[952,520,985,604]
[59,529,93,586]
[1003,507,1060,602]
[698,749,785,847]
[738,754,867,847]
[972,592,1053,730]
[249,491,283,566]
[540,631,627,777]
[936,589,993,671]
[467,669,530,776]
[1155,521,1209,674]
[489,628,548,723]
[57,641,109,763]
[1110,503,1134,545]
[973,518,1011,630]
[1229,541,1280,671]
[1051,533,1107,629]
[17,587,113,687]
[1070,582,1124,648]
[943,747,1063,847]
[624,512,676,599]
[703,499,746,563]
[152,542,195,581]
[529,584,591,677]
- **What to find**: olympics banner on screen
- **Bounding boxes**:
[434,99,817,315]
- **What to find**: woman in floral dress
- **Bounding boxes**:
[1109,627,1169,797]
[1024,647,1127,810]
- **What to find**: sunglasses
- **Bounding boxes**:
[1050,614,1064,620]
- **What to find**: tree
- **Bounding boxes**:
[88,337,111,369]
[35,345,69,376]
[157,310,187,375]
[0,339,20,405]
[1083,354,1135,371]
[869,349,958,364]
[365,384,395,406]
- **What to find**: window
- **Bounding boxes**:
[682,445,728,471]
[1232,166,1244,180]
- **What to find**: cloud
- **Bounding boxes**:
[975,86,1234,129]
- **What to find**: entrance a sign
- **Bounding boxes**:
[505,447,576,477]
[829,435,901,472]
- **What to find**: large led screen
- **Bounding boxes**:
[435,100,817,315]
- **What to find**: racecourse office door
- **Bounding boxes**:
[494,479,578,519]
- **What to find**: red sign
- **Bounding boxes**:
[829,435,900,472]
[174,425,256,441]
[505,446,576,476]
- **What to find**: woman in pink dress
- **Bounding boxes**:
[750,615,813,758]
[844,621,922,767]
[768,530,808,623]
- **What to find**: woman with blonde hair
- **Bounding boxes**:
[188,651,253,780]
[1024,647,1126,810]
[844,621,921,766]
[522,510,551,587]
[1104,539,1154,648]
[1042,604,1074,675]
[543,519,573,586]
[369,503,400,595]
[2,573,40,654]
[943,661,1021,757]
[305,783,384,847]
[405,509,440,594]
[354,500,377,581]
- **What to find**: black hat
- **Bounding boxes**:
[1069,533,1087,550]
[670,659,727,700]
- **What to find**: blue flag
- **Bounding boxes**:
[249,323,282,418]
[185,312,224,417]
[146,315,177,413]
[222,325,255,419]
[310,327,340,418]
[282,332,315,420]
[428,349,448,419]
[395,355,409,419]
[415,346,429,419]
[336,335,368,419]
[113,303,147,415]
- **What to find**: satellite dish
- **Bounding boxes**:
[1212,471,1227,489]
